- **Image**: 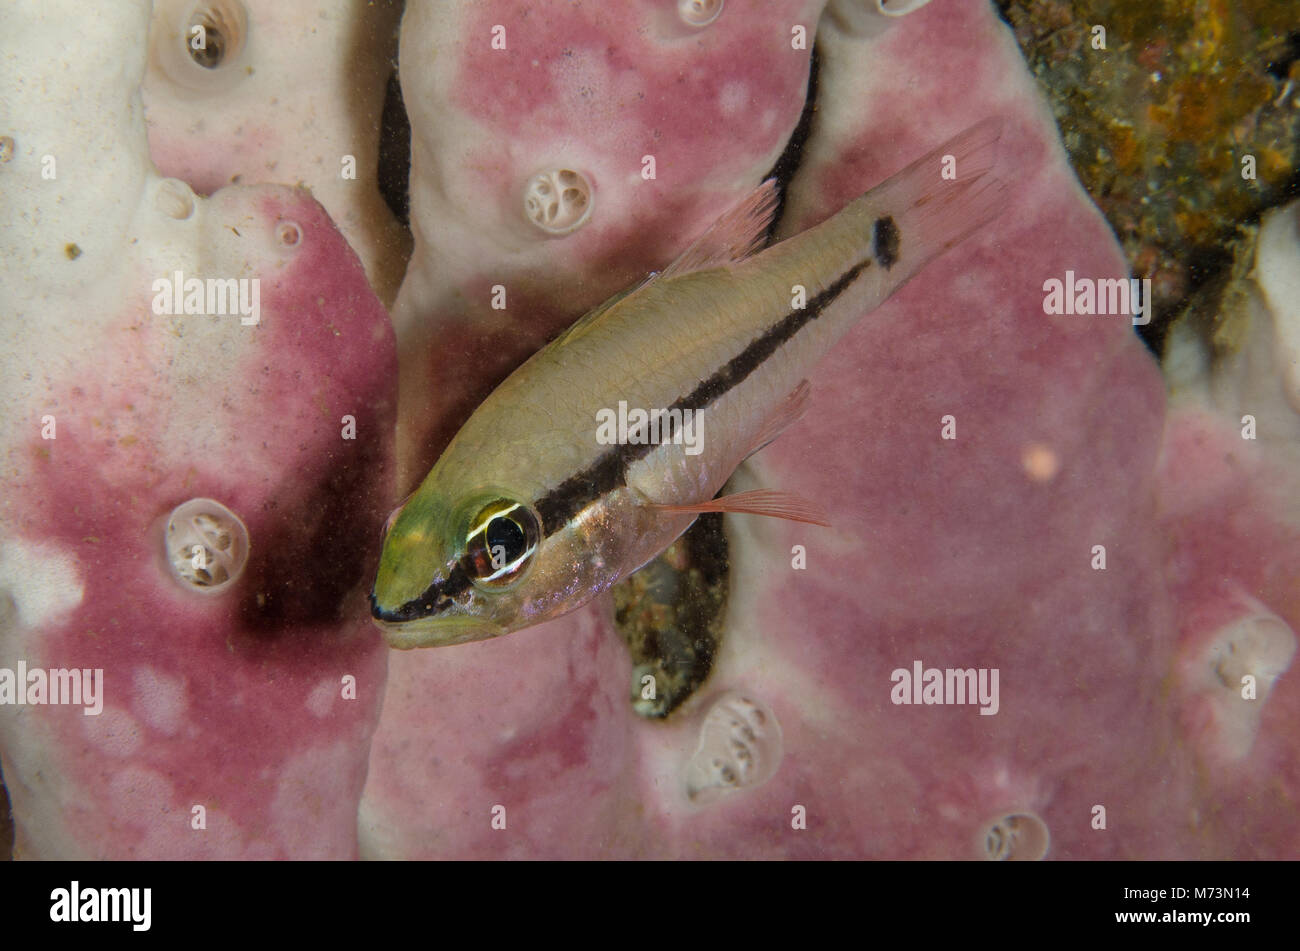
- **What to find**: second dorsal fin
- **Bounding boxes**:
[550,180,780,351]
[659,180,780,279]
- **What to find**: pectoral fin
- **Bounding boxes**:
[649,489,830,527]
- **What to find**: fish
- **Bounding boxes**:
[371,118,1006,648]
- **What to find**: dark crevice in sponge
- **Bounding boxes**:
[0,765,13,860]
[377,65,411,226]
[762,42,822,243]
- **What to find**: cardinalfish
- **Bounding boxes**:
[372,119,1005,647]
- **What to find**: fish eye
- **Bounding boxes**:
[462,499,540,588]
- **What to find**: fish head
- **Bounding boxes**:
[370,481,548,647]
[370,470,665,648]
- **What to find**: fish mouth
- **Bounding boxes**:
[370,564,505,647]
[370,611,506,649]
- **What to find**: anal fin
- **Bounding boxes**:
[744,379,812,460]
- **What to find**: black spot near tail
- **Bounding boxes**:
[873,216,900,270]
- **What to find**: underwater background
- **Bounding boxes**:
[1,0,1298,860]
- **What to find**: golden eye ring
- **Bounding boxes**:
[461,499,540,588]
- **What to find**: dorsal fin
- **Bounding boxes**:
[549,279,649,349]
[550,180,779,350]
[659,180,780,279]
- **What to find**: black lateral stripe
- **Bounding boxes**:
[534,255,873,535]
[374,563,472,622]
